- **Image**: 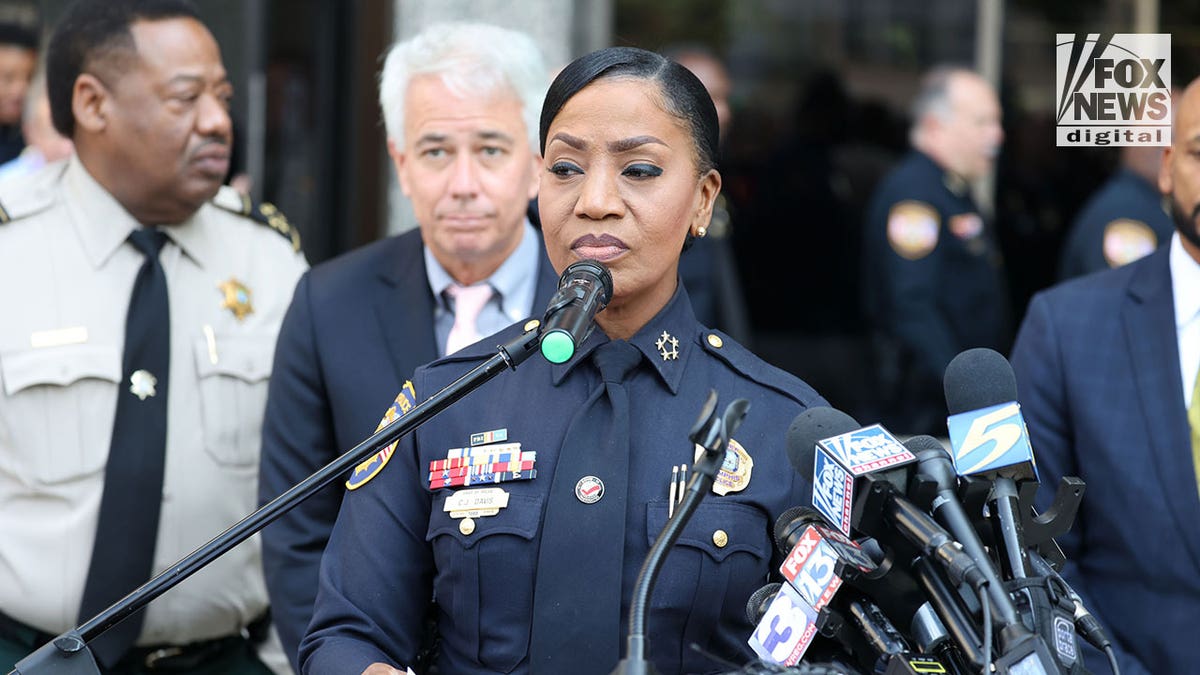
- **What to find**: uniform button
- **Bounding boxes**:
[524,319,540,332]
[459,518,475,536]
[706,334,723,349]
[712,529,728,548]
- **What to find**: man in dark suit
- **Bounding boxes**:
[1010,77,1200,675]
[257,23,559,671]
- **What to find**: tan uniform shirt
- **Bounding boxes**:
[0,157,307,648]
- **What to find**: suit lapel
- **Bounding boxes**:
[1121,247,1200,565]
[372,229,557,384]
[375,231,439,383]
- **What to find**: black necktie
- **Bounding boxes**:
[79,228,171,666]
[529,340,642,674]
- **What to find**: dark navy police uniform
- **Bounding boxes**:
[299,286,828,675]
[1058,168,1173,281]
[861,150,1009,434]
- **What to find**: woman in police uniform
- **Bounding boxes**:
[300,47,829,675]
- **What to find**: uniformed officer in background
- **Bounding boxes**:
[300,46,828,675]
[0,1,306,672]
[861,65,1009,436]
[1059,144,1174,280]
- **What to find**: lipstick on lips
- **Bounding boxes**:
[571,233,628,262]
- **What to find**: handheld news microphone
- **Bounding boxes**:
[746,583,784,625]
[539,260,613,364]
[774,507,878,581]
[943,348,1036,579]
[786,408,988,592]
[905,435,1021,629]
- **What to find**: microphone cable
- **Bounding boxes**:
[1103,644,1120,675]
[979,591,991,675]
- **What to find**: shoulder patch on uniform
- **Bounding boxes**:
[0,162,64,223]
[346,380,418,490]
[887,200,939,260]
[1102,218,1156,268]
[210,185,302,253]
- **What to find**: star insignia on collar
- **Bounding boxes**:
[654,330,679,361]
[218,277,254,321]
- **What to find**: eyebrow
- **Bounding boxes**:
[476,130,515,144]
[549,132,586,150]
[415,130,516,146]
[415,133,449,146]
[166,72,228,85]
[547,132,667,153]
[162,74,231,93]
[608,135,666,153]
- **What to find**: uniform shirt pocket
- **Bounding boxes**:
[426,491,543,672]
[644,499,771,658]
[193,333,274,468]
[0,344,121,484]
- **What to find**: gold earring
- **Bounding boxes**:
[696,226,708,238]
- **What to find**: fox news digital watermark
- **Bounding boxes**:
[1056,33,1171,147]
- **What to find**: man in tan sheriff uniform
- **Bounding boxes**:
[0,1,306,673]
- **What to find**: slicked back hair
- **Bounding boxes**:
[540,46,719,175]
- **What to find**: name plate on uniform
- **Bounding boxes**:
[444,487,510,519]
[29,326,88,349]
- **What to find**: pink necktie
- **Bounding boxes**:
[444,283,494,355]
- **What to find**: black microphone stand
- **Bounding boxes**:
[11,326,544,675]
[610,393,750,675]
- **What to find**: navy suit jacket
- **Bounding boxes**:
[1011,244,1200,675]
[258,228,559,669]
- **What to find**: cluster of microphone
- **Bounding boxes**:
[739,348,1115,675]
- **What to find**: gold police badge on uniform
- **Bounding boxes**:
[1102,219,1157,268]
[887,201,939,260]
[695,438,753,495]
[218,278,254,321]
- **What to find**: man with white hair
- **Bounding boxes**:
[257,22,559,671]
[861,65,1009,435]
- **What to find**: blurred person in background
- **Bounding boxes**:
[862,65,1009,436]
[0,20,37,163]
[0,67,73,180]
[1059,144,1173,280]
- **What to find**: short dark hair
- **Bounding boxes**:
[539,46,719,175]
[0,23,38,51]
[45,0,201,138]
